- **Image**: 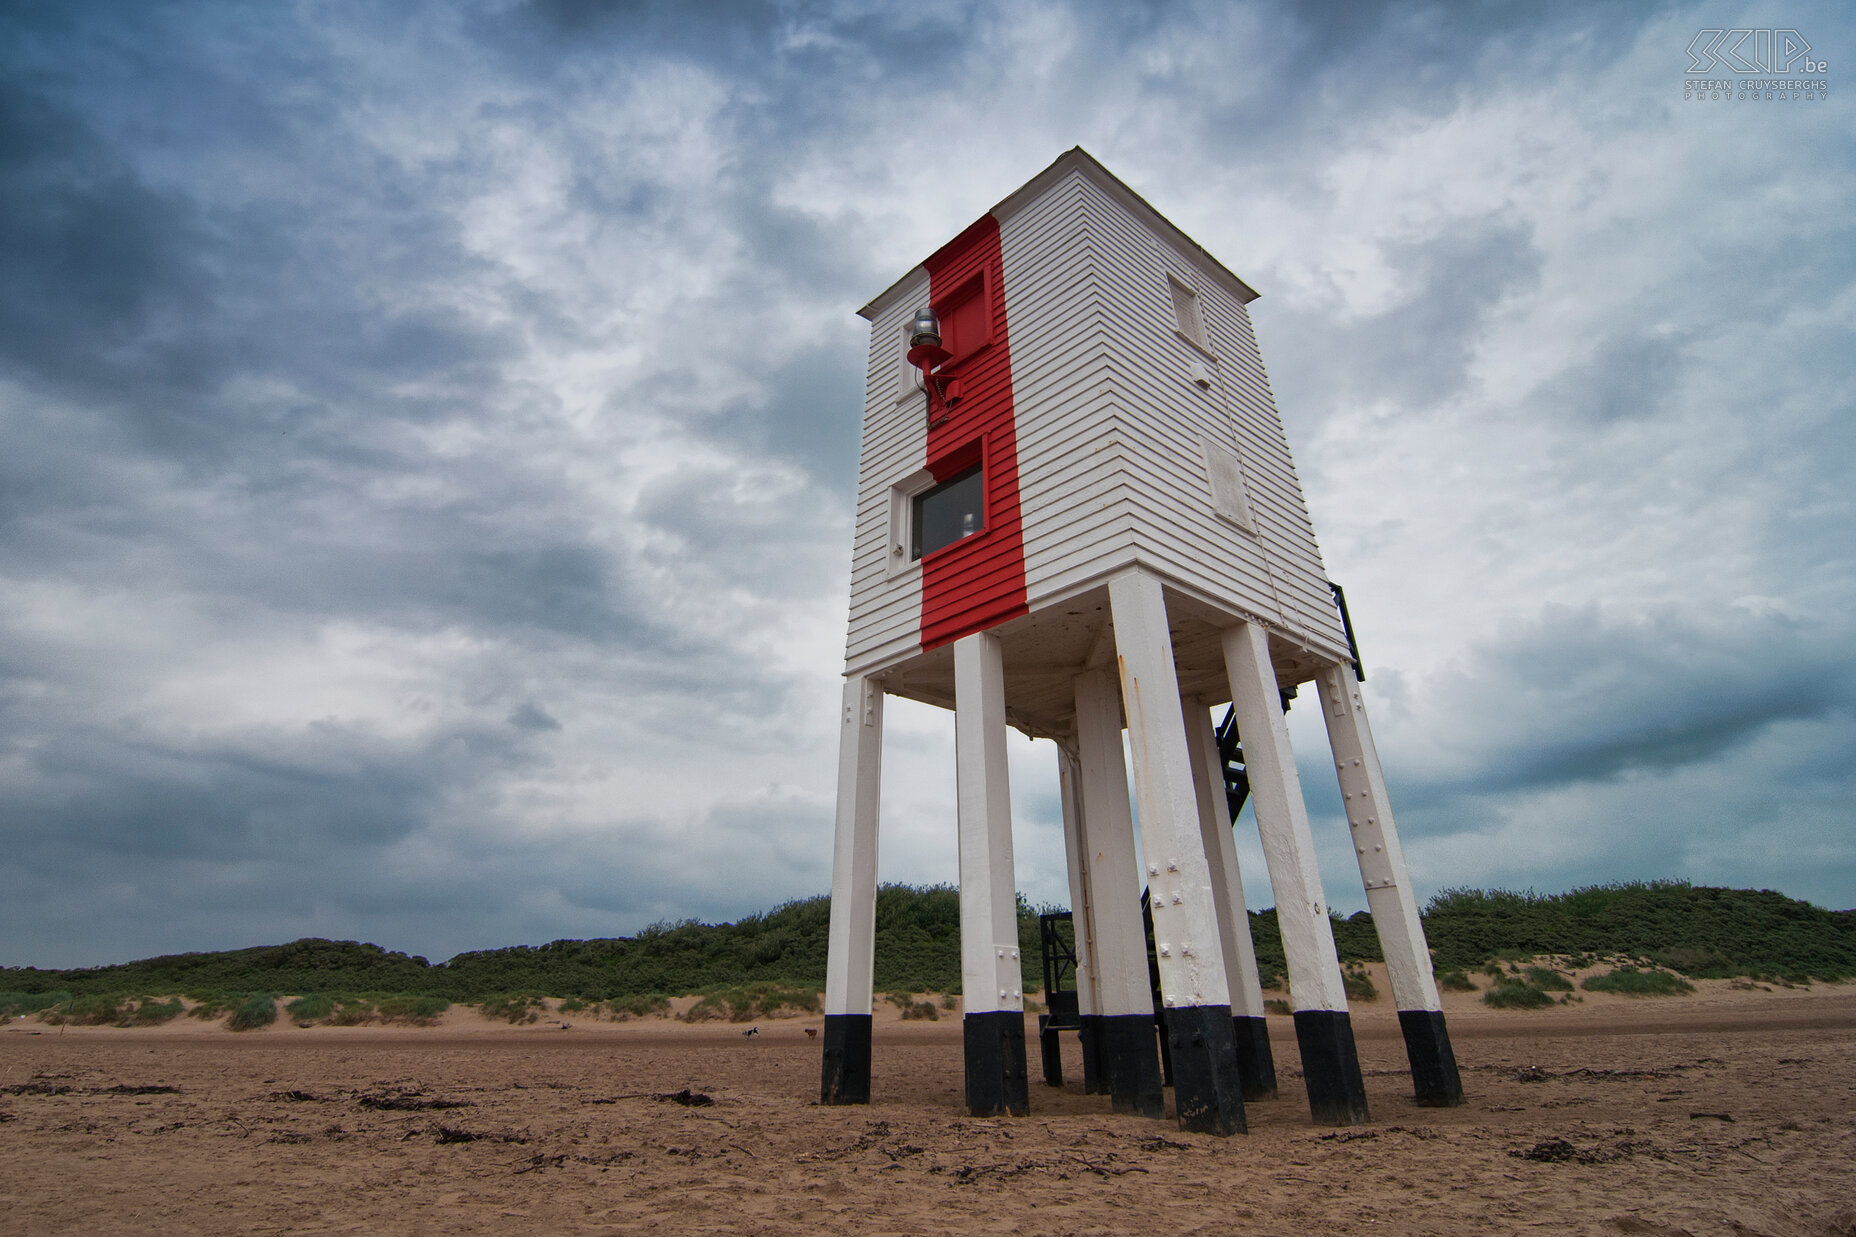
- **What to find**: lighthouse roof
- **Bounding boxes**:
[859,147,1260,322]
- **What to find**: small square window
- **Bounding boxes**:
[912,465,985,559]
[1169,275,1210,352]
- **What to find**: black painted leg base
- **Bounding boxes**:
[1233,1014,1278,1101]
[819,1014,872,1105]
[1078,1015,1107,1095]
[1097,1012,1165,1118]
[1164,1004,1247,1135]
[963,1011,1030,1117]
[1398,1008,1464,1107]
[1292,1009,1370,1125]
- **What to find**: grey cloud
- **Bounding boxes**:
[494,0,963,93]
[1267,214,1541,416]
[4,728,448,879]
[0,80,215,403]
[1398,603,1853,802]
[1535,330,1691,425]
[0,699,575,965]
[508,702,564,731]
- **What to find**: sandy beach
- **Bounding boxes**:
[4,975,1854,1235]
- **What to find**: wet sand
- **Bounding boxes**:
[3,981,1854,1235]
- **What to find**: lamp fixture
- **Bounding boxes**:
[906,306,960,425]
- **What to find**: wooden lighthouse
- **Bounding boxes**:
[819,149,1462,1134]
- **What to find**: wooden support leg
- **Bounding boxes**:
[1222,620,1369,1126]
[1184,700,1278,1101]
[1110,569,1247,1136]
[1073,666,1164,1118]
[1318,661,1464,1107]
[955,631,1029,1117]
[1056,741,1105,1094]
[821,676,882,1104]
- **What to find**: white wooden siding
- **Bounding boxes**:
[1000,170,1141,612]
[843,272,929,672]
[1063,174,1348,659]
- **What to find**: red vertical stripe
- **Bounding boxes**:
[920,214,1029,650]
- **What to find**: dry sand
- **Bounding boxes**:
[3,975,1854,1235]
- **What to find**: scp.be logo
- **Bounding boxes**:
[1686,29,1824,74]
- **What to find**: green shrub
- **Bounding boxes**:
[604,993,670,1020]
[684,983,821,1023]
[0,991,74,1017]
[479,993,545,1024]
[681,992,732,1022]
[558,996,589,1013]
[1343,967,1378,1001]
[1523,966,1574,992]
[121,997,184,1026]
[1437,970,1477,992]
[327,997,377,1025]
[899,999,939,1021]
[1651,946,1737,976]
[1422,882,1856,979]
[1482,981,1554,1009]
[287,994,335,1022]
[227,994,278,1031]
[373,995,449,1025]
[1581,966,1694,997]
[31,995,184,1027]
[1263,999,1291,1015]
[759,984,822,1016]
[186,992,238,1020]
[38,995,125,1026]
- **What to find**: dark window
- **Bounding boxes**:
[912,465,985,559]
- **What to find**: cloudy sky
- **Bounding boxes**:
[3,0,1850,968]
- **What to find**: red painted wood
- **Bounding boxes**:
[920,214,1029,651]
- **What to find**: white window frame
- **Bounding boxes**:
[1168,274,1215,357]
[885,467,937,580]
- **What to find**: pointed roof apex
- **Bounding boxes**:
[861,147,1259,320]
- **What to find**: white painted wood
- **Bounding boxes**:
[843,273,929,673]
[1063,175,1349,660]
[1055,739,1100,1017]
[1318,660,1442,1013]
[1222,619,1350,1014]
[1183,700,1268,1020]
[824,676,883,1018]
[954,631,1024,1015]
[1108,568,1232,1010]
[1000,173,1128,617]
[1073,666,1153,1017]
